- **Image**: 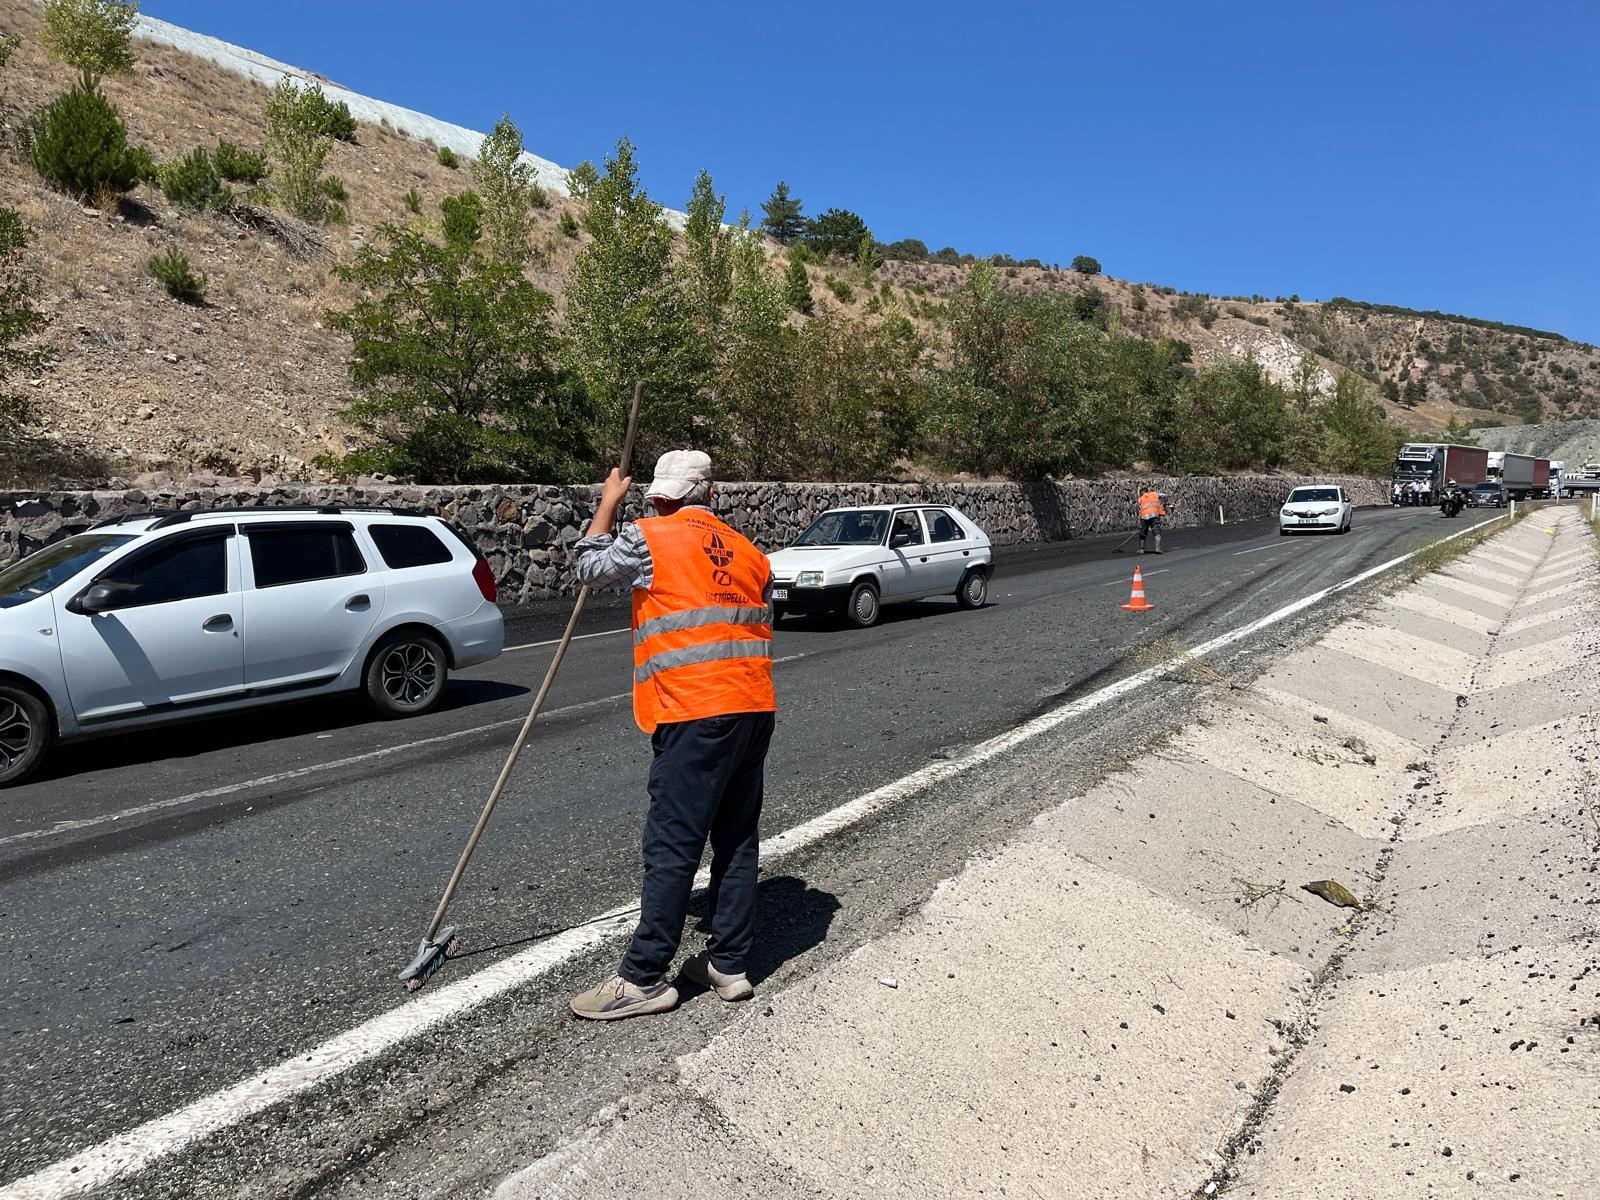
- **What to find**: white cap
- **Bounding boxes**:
[645,449,712,501]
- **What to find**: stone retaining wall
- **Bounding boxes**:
[1,475,1385,603]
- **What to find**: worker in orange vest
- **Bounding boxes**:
[568,450,776,1021]
[1137,487,1167,554]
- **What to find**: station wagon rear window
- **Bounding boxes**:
[0,534,134,608]
[369,523,453,569]
[247,525,365,587]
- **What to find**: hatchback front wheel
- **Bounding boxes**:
[366,632,447,718]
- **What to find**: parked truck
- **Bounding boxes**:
[1485,452,1548,500]
[1392,443,1489,506]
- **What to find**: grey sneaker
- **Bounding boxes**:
[569,974,679,1021]
[680,952,754,1001]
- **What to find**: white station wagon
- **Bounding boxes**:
[768,504,993,628]
[0,506,504,786]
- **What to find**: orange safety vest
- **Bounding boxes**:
[1138,491,1166,520]
[631,508,775,734]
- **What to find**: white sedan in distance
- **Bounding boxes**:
[768,504,993,628]
[1278,485,1354,535]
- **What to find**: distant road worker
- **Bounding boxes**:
[1137,487,1166,554]
[567,449,776,1021]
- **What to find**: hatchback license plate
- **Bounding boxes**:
[772,587,789,601]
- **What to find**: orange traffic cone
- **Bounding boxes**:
[1120,566,1155,612]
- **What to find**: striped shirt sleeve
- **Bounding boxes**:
[574,521,653,591]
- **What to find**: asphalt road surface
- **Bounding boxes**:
[0,504,1482,1193]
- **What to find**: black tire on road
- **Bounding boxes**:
[365,631,447,718]
[956,569,988,610]
[845,580,880,629]
[0,682,51,789]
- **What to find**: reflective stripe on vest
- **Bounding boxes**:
[630,510,776,733]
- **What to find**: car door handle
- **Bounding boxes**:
[919,556,928,562]
[963,550,971,556]
[203,614,233,632]
[346,594,371,610]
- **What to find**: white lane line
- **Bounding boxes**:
[1,655,812,851]
[1101,567,1169,585]
[0,514,1509,1200]
[503,627,629,653]
[1233,542,1298,556]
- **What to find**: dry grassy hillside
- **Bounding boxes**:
[2,0,1595,484]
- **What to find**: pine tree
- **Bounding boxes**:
[760,180,805,244]
[29,80,142,198]
[784,255,813,315]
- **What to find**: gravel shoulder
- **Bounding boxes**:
[495,509,1598,1199]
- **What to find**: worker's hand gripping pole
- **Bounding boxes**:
[399,382,645,992]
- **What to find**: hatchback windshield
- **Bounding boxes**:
[0,534,135,609]
[794,510,888,547]
[1288,488,1340,503]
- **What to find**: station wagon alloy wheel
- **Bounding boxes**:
[0,696,34,772]
[380,643,441,708]
[0,684,50,787]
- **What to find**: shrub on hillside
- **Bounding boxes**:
[403,187,422,214]
[159,147,233,210]
[40,0,138,84]
[29,81,143,198]
[441,190,483,247]
[557,208,579,238]
[148,245,206,303]
[825,274,854,302]
[265,79,341,221]
[784,255,813,314]
[1,206,47,442]
[212,139,267,183]
[436,145,458,169]
[1070,254,1101,275]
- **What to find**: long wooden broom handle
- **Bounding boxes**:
[423,382,645,943]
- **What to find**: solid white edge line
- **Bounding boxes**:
[0,513,1509,1200]
[503,627,629,653]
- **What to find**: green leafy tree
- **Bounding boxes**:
[803,207,872,258]
[29,80,142,198]
[470,114,538,264]
[1070,254,1101,275]
[681,170,734,339]
[759,180,805,244]
[264,78,337,221]
[1320,370,1405,473]
[0,207,47,447]
[40,0,138,86]
[719,230,797,478]
[792,312,923,480]
[564,137,705,462]
[1401,377,1426,407]
[1172,358,1286,473]
[784,254,813,314]
[1380,377,1401,403]
[1290,351,1323,410]
[324,222,586,483]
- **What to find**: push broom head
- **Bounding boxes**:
[397,925,458,993]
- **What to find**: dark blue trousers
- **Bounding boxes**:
[620,711,775,985]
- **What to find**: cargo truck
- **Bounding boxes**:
[1392,443,1489,504]
[1485,452,1548,499]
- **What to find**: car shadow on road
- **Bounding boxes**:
[27,678,530,784]
[777,599,982,634]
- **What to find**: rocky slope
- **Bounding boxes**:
[1,0,1595,484]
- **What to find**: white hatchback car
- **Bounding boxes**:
[0,506,504,786]
[768,504,993,628]
[1278,485,1354,535]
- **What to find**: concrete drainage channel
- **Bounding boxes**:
[496,508,1599,1199]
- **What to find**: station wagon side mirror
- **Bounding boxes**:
[69,582,122,616]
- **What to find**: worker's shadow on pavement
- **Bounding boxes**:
[690,874,842,987]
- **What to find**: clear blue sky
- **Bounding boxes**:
[144,0,1599,344]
